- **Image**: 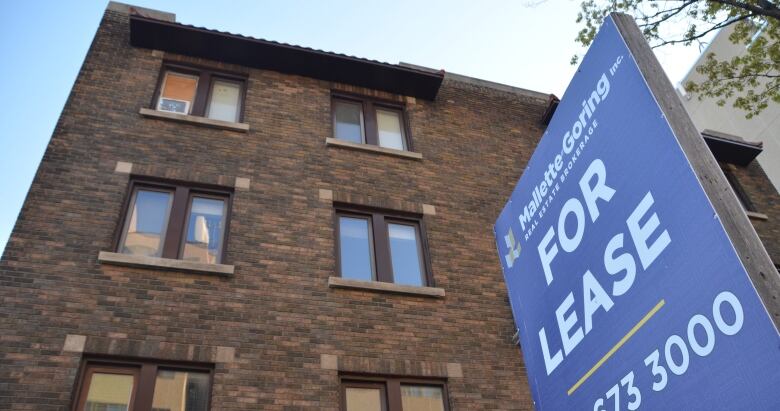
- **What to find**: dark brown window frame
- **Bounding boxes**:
[340,375,450,411]
[71,356,214,411]
[113,177,234,264]
[334,204,433,287]
[331,92,413,151]
[151,61,248,123]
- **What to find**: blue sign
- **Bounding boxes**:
[494,16,780,410]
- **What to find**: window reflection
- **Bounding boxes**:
[152,370,210,411]
[182,197,226,264]
[388,223,424,286]
[82,373,135,411]
[339,216,374,281]
[334,100,364,144]
[401,385,445,411]
[120,190,173,258]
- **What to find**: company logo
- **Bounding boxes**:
[504,229,522,268]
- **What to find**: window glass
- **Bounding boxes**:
[388,223,424,286]
[345,387,384,411]
[376,109,405,150]
[206,80,241,122]
[82,373,135,411]
[182,197,226,264]
[339,216,375,281]
[334,100,364,144]
[159,72,198,114]
[120,190,173,257]
[401,385,445,411]
[152,370,210,411]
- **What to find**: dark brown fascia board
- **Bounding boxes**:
[701,131,763,166]
[129,15,444,100]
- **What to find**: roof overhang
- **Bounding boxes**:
[701,130,763,166]
[129,15,444,100]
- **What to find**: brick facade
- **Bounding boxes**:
[723,160,780,263]
[1,4,779,411]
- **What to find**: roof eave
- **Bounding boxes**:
[129,15,443,100]
[702,132,763,166]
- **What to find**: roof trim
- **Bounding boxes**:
[541,94,560,125]
[129,15,444,100]
[701,129,762,166]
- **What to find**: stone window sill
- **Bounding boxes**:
[747,211,769,221]
[328,276,444,298]
[98,251,234,276]
[325,138,423,160]
[139,108,250,132]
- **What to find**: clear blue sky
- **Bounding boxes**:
[0,0,704,254]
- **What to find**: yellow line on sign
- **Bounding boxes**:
[567,299,666,396]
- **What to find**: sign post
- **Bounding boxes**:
[494,13,780,410]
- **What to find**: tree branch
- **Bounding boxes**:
[716,72,780,80]
[651,13,755,47]
[712,0,780,20]
[639,1,699,28]
[574,0,780,117]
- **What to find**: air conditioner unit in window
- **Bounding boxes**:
[158,98,190,114]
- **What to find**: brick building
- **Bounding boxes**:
[1,3,778,410]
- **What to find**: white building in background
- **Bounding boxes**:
[677,24,780,193]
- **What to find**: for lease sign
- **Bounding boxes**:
[494,15,780,410]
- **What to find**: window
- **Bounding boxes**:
[722,167,756,212]
[338,216,375,280]
[157,72,198,115]
[206,79,242,122]
[376,109,405,150]
[333,100,365,144]
[341,378,448,411]
[154,63,246,123]
[336,207,430,286]
[344,382,387,411]
[117,179,231,264]
[387,223,425,286]
[119,189,173,258]
[332,95,410,151]
[74,360,212,411]
[78,366,138,411]
[401,385,447,411]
